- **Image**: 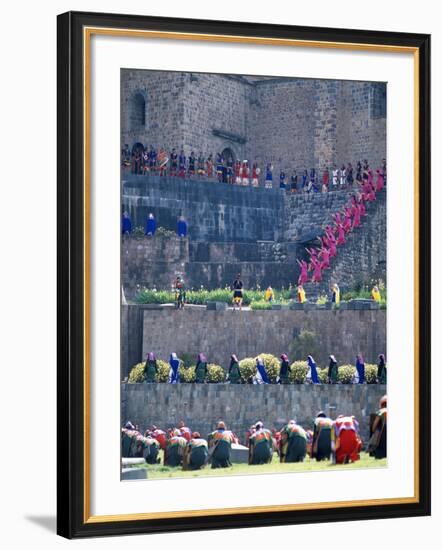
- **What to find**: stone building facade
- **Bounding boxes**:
[121,69,386,176]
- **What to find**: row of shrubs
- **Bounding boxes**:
[128,353,379,384]
[136,288,292,306]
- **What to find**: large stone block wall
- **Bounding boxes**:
[121,383,387,443]
[121,70,386,175]
[128,307,387,374]
[122,175,285,242]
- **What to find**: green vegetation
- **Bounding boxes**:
[128,354,380,385]
[290,330,319,362]
[134,451,386,480]
[136,287,293,306]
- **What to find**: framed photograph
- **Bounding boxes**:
[57,11,431,538]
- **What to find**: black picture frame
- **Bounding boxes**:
[57,10,431,539]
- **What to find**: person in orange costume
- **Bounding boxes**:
[332,415,362,464]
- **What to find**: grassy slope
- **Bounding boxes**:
[136,451,386,480]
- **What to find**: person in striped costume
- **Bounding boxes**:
[279,420,308,463]
[248,421,273,465]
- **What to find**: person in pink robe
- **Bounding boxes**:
[327,231,337,257]
[310,256,322,282]
[336,223,346,245]
[343,207,353,232]
[320,246,331,269]
[375,169,385,192]
[297,259,309,285]
[353,205,361,228]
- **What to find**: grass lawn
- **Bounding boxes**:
[135,451,386,480]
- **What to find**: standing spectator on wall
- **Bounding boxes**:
[148,145,157,171]
[121,144,131,170]
[340,164,347,186]
[302,169,308,191]
[178,149,186,178]
[346,163,354,186]
[356,161,362,185]
[188,151,196,177]
[197,152,205,177]
[169,148,178,176]
[322,167,329,191]
[251,162,260,187]
[332,165,339,188]
[132,148,142,175]
[226,156,234,184]
[241,160,250,186]
[206,154,214,178]
[265,163,273,189]
[279,169,286,190]
[216,152,224,182]
[382,158,387,185]
[234,159,242,185]
[177,215,188,237]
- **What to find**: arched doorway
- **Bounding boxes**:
[221,147,236,164]
[131,142,145,155]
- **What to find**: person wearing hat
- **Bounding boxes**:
[122,211,132,236]
[195,353,208,384]
[328,355,339,384]
[208,421,235,469]
[183,432,209,470]
[241,160,249,186]
[231,273,244,311]
[332,415,362,464]
[248,421,273,465]
[377,354,387,384]
[278,354,291,384]
[143,352,158,383]
[311,411,333,461]
[265,163,273,189]
[227,354,242,384]
[369,395,387,459]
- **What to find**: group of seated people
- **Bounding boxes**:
[121,143,386,193]
[121,395,387,471]
[142,352,387,385]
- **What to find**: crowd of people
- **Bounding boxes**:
[296,162,386,288]
[122,143,387,193]
[142,352,387,385]
[121,395,387,471]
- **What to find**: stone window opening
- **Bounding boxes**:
[369,83,386,119]
[130,92,146,129]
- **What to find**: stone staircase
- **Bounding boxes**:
[301,187,386,301]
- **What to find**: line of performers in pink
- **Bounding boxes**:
[297,167,386,285]
[121,395,387,471]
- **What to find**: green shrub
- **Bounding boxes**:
[250,301,272,310]
[136,289,175,304]
[128,359,170,383]
[238,357,256,382]
[180,366,196,383]
[365,364,378,384]
[316,293,329,305]
[131,226,145,239]
[289,360,308,383]
[207,364,226,383]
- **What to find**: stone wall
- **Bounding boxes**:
[121,383,387,443]
[121,70,386,174]
[119,306,387,376]
[122,175,285,243]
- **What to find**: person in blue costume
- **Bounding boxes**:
[279,169,286,189]
[145,213,156,236]
[254,357,270,384]
[305,355,320,384]
[168,353,181,384]
[122,211,132,235]
[148,145,157,171]
[355,354,366,384]
[177,216,187,237]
